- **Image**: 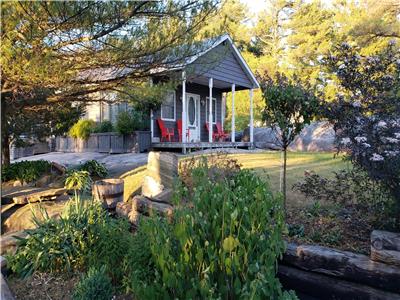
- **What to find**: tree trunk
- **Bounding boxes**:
[283,147,287,212]
[1,98,10,166]
[1,135,10,167]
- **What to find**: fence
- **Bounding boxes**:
[55,131,151,153]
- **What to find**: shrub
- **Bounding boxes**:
[1,160,51,183]
[115,110,149,135]
[73,266,113,300]
[293,168,397,229]
[93,121,114,133]
[126,159,295,299]
[7,200,107,277]
[78,160,108,178]
[69,119,95,140]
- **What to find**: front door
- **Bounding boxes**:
[186,93,200,142]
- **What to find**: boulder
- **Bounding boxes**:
[242,127,281,150]
[0,231,28,255]
[288,121,335,152]
[243,122,335,152]
[2,196,69,234]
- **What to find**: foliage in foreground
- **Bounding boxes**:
[1,160,52,183]
[125,159,296,299]
[73,266,113,300]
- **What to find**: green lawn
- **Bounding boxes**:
[121,151,350,208]
[232,151,350,208]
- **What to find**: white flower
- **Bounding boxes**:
[355,136,367,143]
[339,64,346,70]
[370,153,384,162]
[377,121,387,128]
[362,143,371,148]
[384,150,399,157]
[386,137,399,144]
[352,101,361,108]
[341,137,351,145]
[394,133,400,139]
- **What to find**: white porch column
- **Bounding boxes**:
[231,83,235,142]
[249,88,254,145]
[208,78,213,142]
[150,109,154,141]
[182,71,187,143]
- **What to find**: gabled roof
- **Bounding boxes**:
[182,34,259,89]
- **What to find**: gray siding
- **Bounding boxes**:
[191,44,253,89]
[152,83,223,142]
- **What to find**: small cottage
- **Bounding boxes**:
[82,34,259,153]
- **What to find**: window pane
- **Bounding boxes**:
[206,98,217,123]
[161,92,175,119]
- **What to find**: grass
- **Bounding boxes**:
[121,151,349,207]
[229,151,350,208]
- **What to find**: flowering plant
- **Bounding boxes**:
[323,42,400,222]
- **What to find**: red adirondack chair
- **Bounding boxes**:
[177,119,190,142]
[215,122,229,141]
[205,123,218,142]
[157,118,175,142]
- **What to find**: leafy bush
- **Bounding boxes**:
[78,160,108,178]
[126,159,295,299]
[93,121,114,133]
[1,160,51,183]
[7,200,107,277]
[69,119,95,140]
[115,110,148,135]
[73,266,113,300]
[293,168,397,229]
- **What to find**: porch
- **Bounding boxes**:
[152,141,252,151]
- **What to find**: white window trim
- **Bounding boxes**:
[205,97,217,124]
[161,91,176,122]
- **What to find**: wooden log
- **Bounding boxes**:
[282,242,400,293]
[371,230,400,251]
[92,178,124,209]
[278,265,400,300]
[11,188,67,204]
[371,248,400,267]
[132,195,173,217]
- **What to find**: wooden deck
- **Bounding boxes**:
[152,141,252,152]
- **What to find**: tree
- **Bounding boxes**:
[260,73,319,210]
[323,42,400,225]
[1,0,219,165]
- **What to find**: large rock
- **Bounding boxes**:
[288,121,335,152]
[242,127,281,150]
[243,122,335,152]
[2,196,69,234]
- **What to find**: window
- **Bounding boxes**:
[161,91,176,121]
[205,97,217,124]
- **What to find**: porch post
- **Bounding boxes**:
[149,78,154,142]
[249,88,254,146]
[231,83,235,142]
[182,71,187,144]
[208,78,213,143]
[150,109,154,141]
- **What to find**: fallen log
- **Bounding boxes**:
[132,195,173,217]
[282,242,400,293]
[278,265,400,300]
[11,188,67,204]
